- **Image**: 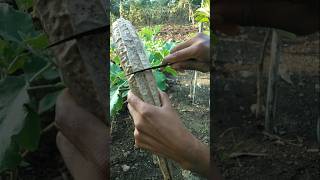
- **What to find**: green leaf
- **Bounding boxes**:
[38,90,62,114]
[15,0,33,12]
[163,66,177,76]
[7,53,28,74]
[15,106,40,151]
[0,76,29,172]
[24,33,49,50]
[154,70,167,91]
[23,55,47,80]
[277,30,297,40]
[110,87,123,118]
[42,67,60,80]
[149,52,163,64]
[0,4,37,43]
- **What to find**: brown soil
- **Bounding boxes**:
[213,27,320,180]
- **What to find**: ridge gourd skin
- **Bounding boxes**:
[35,0,108,124]
[112,18,173,180]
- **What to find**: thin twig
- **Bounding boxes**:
[28,62,53,84]
[262,131,303,147]
[219,127,240,138]
[27,83,65,91]
[41,122,56,134]
[229,152,268,158]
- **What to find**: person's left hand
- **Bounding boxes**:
[127,90,210,176]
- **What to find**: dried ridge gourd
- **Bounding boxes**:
[112,18,172,180]
[112,18,160,106]
[35,0,108,123]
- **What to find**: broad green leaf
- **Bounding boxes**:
[110,87,123,118]
[24,33,49,50]
[23,56,47,80]
[149,52,163,64]
[163,41,175,52]
[15,0,33,12]
[0,76,29,172]
[163,66,177,76]
[0,4,37,43]
[38,90,62,114]
[113,56,121,66]
[277,30,297,40]
[154,70,167,91]
[15,106,40,151]
[7,53,28,74]
[42,67,60,80]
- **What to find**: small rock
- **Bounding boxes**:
[315,84,320,92]
[306,149,319,153]
[123,151,130,158]
[299,93,304,97]
[121,164,130,172]
[239,71,254,78]
[224,84,231,91]
[250,104,265,114]
[298,82,305,87]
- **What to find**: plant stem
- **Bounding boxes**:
[27,82,65,91]
[28,62,52,84]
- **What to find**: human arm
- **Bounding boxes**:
[127,90,222,178]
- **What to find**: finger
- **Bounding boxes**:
[55,97,109,173]
[163,45,197,65]
[133,129,166,155]
[170,37,195,54]
[56,133,107,180]
[133,129,180,163]
[127,104,141,127]
[158,90,171,108]
[127,91,152,113]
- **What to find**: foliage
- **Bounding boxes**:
[110,26,177,118]
[0,3,63,172]
[111,0,202,26]
[194,0,210,33]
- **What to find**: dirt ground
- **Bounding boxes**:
[213,27,320,180]
[110,71,210,180]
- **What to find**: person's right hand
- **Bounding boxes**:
[162,33,210,73]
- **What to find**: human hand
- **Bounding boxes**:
[127,90,210,176]
[55,89,109,180]
[163,33,210,73]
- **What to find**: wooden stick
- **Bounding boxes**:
[229,152,268,158]
[265,30,281,132]
[256,29,271,118]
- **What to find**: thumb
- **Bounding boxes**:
[158,90,171,108]
[127,91,147,111]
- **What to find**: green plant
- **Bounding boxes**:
[110,26,177,118]
[0,3,63,172]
